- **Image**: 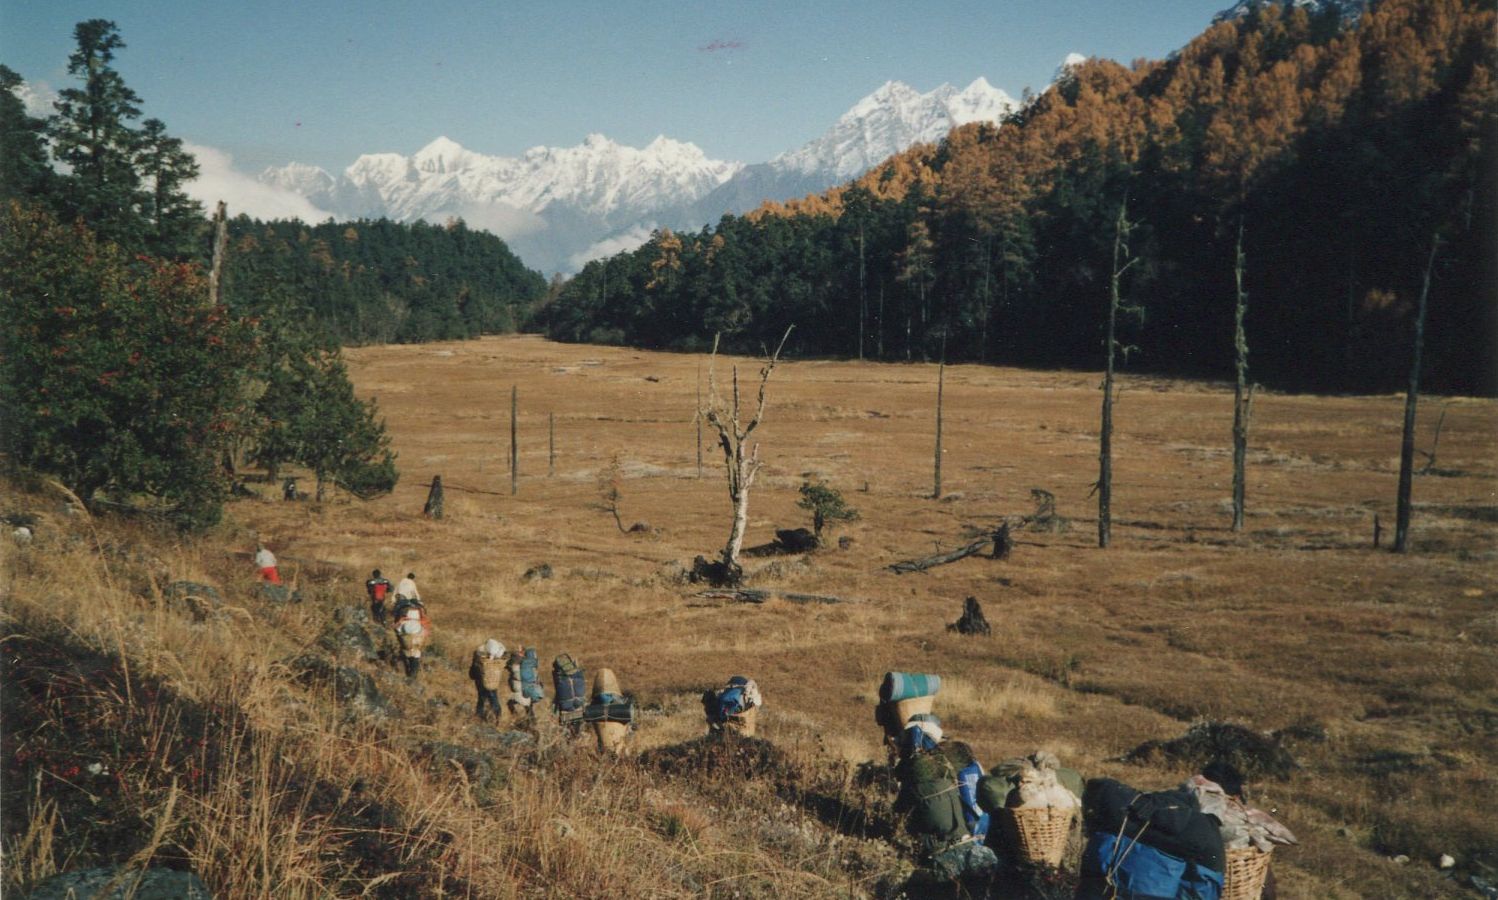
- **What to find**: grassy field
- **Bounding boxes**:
[5,334,1495,897]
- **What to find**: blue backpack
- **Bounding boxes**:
[519,648,545,702]
[552,654,586,712]
[1082,831,1224,900]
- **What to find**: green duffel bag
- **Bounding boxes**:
[977,772,1012,813]
[896,751,969,851]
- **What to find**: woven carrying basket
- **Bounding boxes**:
[999,806,1074,867]
[1223,846,1273,900]
[892,695,934,727]
[725,705,759,737]
[593,720,628,755]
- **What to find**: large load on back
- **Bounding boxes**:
[507,646,545,717]
[702,675,762,736]
[583,667,635,754]
[552,653,587,731]
[979,751,1081,868]
[1076,778,1226,900]
[875,671,942,752]
[471,642,506,691]
[892,716,969,856]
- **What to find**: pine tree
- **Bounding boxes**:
[49,19,149,247]
[0,66,55,203]
[136,117,204,258]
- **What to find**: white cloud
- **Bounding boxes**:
[441,200,546,242]
[184,143,334,221]
[17,79,57,116]
[567,222,656,269]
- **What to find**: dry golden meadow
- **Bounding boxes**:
[4,334,1495,898]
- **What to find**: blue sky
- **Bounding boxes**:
[4,1,1228,173]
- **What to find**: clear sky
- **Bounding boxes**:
[3,0,1228,173]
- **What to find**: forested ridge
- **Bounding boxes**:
[220,217,546,347]
[540,0,1497,394]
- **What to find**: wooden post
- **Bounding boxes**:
[510,386,519,496]
[208,201,228,306]
[1394,238,1440,552]
[549,412,555,477]
[423,475,444,519]
[1373,514,1382,549]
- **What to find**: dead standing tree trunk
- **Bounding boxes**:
[932,330,946,500]
[1394,238,1440,553]
[1231,220,1252,533]
[1099,196,1140,549]
[702,327,793,585]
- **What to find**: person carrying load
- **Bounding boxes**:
[506,645,545,719]
[552,653,587,734]
[702,676,763,737]
[470,638,506,722]
[583,668,635,755]
[365,569,393,624]
[892,714,998,881]
[395,607,428,680]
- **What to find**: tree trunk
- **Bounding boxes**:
[1100,200,1128,549]
[1231,220,1250,533]
[933,346,945,500]
[423,475,444,519]
[858,225,866,361]
[548,411,555,477]
[208,201,228,306]
[1394,239,1440,553]
[510,385,518,496]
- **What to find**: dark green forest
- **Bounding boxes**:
[218,216,546,346]
[539,0,1497,395]
[0,20,539,527]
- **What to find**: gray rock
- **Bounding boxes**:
[27,866,211,899]
[286,654,391,718]
[258,583,303,604]
[317,606,379,661]
[422,741,493,787]
[163,581,225,622]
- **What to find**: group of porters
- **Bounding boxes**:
[877,672,1297,900]
[366,572,1293,899]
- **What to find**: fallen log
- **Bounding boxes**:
[694,589,848,605]
[889,537,992,574]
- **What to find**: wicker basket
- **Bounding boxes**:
[892,695,934,727]
[593,720,629,755]
[1223,846,1273,900]
[999,806,1074,867]
[725,705,759,737]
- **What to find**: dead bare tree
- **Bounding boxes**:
[1099,195,1142,549]
[1394,237,1441,553]
[1231,220,1252,532]
[932,331,946,500]
[509,385,518,495]
[1418,404,1448,476]
[700,327,794,584]
[208,201,228,306]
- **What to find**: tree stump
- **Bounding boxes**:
[423,475,444,519]
[991,523,1013,560]
[948,596,992,636]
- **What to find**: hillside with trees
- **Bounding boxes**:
[539,0,1496,395]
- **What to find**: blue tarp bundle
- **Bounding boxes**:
[881,671,941,702]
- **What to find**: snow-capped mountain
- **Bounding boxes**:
[260,77,1014,274]
[1212,0,1368,22]
[680,78,1015,226]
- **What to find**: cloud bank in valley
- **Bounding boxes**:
[567,223,657,270]
[184,143,333,221]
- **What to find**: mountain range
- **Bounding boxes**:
[260,77,1017,274]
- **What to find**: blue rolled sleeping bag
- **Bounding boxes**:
[881,671,942,703]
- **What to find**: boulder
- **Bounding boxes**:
[317,606,379,661]
[287,653,391,719]
[27,867,211,899]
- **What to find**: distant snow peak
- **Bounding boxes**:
[1212,0,1368,23]
[1054,53,1089,82]
[771,77,1015,178]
